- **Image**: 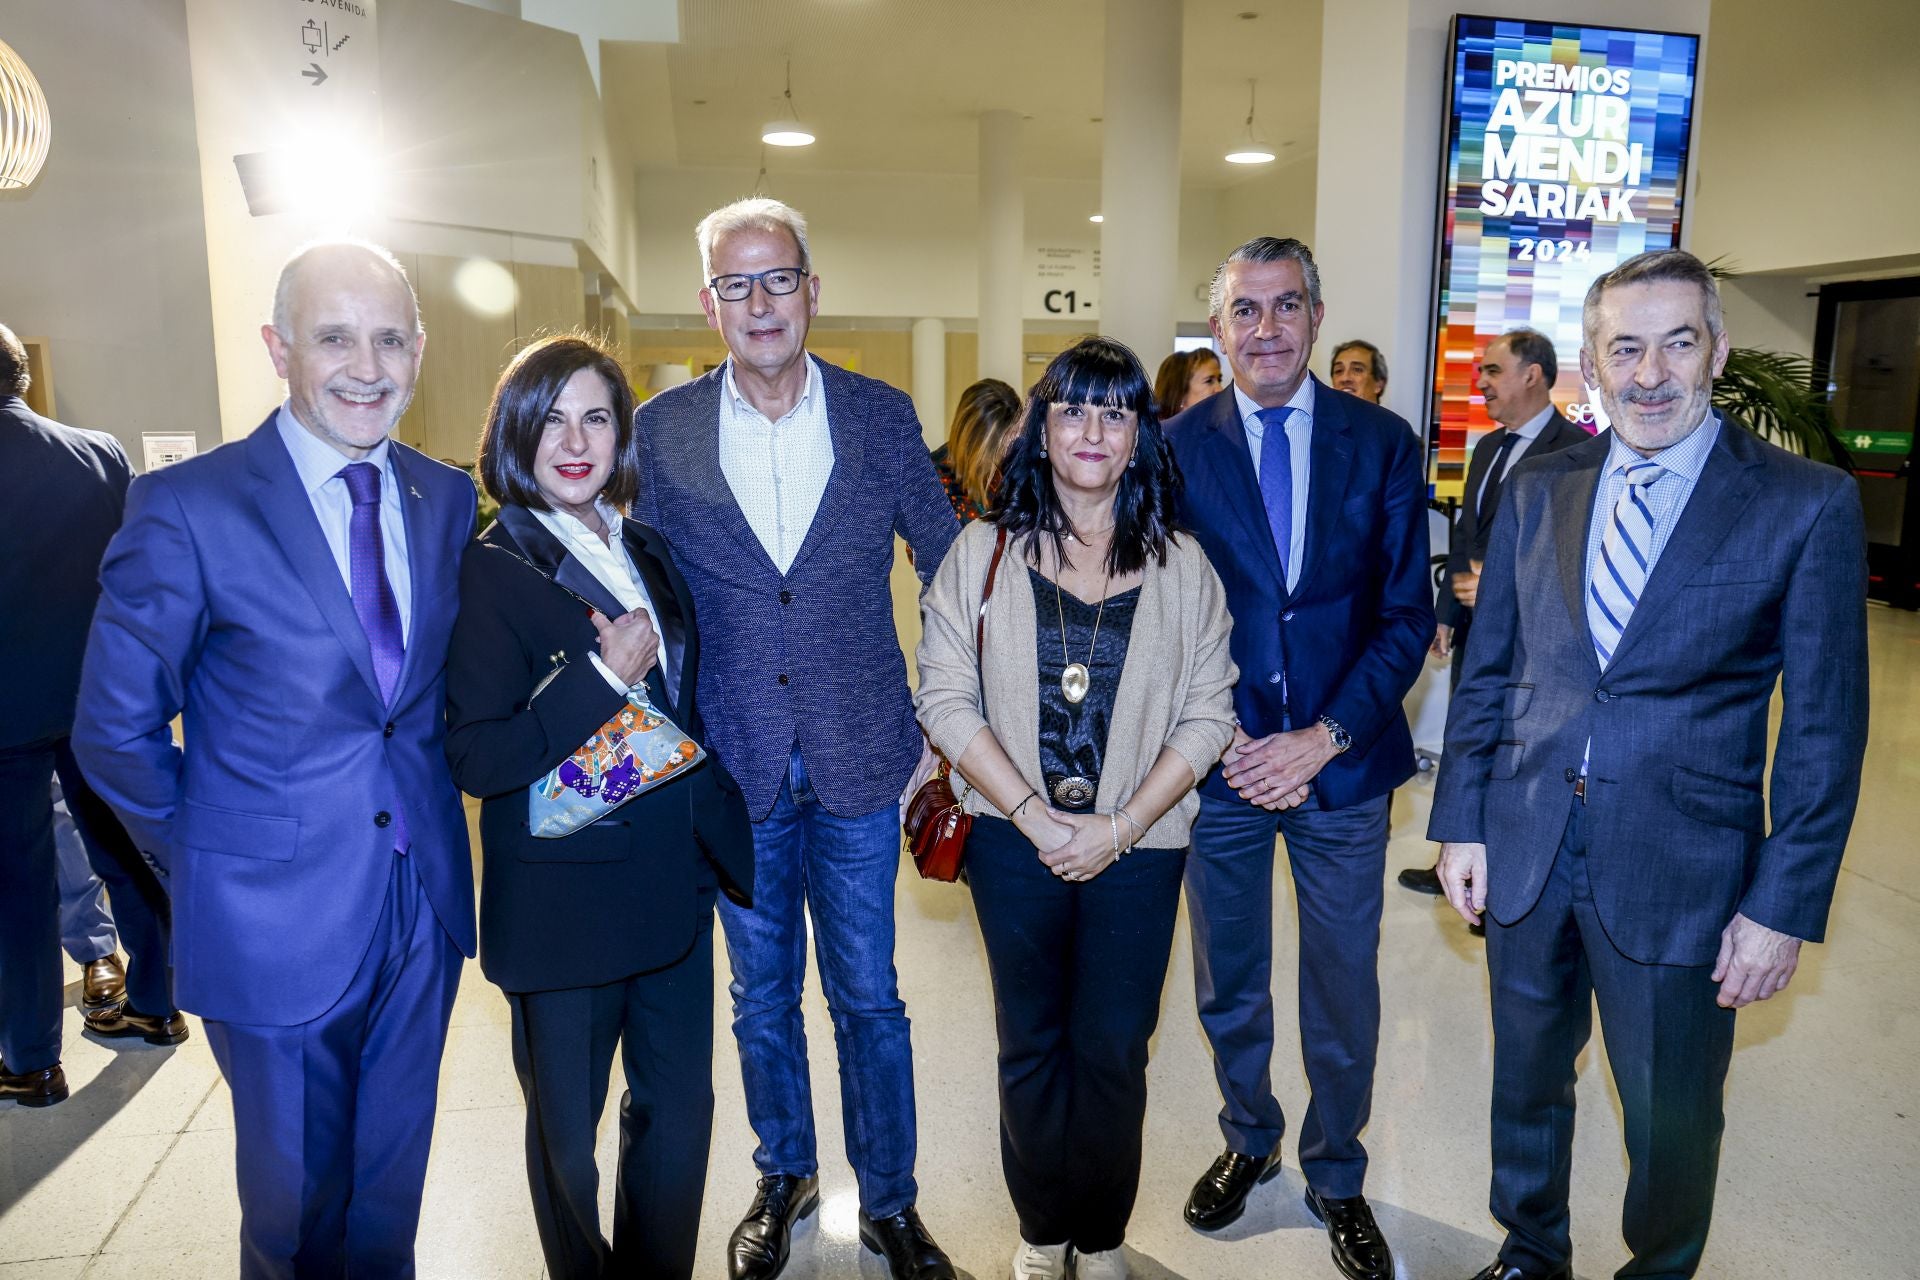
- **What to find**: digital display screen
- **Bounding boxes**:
[1427,14,1701,494]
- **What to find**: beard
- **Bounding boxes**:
[1600,377,1715,454]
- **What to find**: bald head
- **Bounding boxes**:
[272,241,420,341]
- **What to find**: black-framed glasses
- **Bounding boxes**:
[708,267,808,302]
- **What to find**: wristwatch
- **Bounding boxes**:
[1318,715,1352,754]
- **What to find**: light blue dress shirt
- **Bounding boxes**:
[1236,376,1315,593]
[275,404,413,642]
[1582,411,1721,601]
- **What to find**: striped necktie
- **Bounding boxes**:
[1586,459,1663,668]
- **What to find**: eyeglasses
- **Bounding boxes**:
[708,267,809,302]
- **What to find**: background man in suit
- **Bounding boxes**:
[1,324,177,1106]
[1402,327,1587,899]
[632,198,959,1280]
[1430,249,1868,1280]
[73,244,478,1277]
[1165,238,1432,1280]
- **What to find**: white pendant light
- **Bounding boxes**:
[1224,79,1275,165]
[0,37,52,190]
[761,60,815,148]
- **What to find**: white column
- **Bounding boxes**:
[911,318,948,447]
[1099,0,1182,366]
[977,110,1025,387]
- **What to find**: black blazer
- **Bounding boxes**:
[444,504,753,994]
[0,397,134,750]
[1439,411,1587,626]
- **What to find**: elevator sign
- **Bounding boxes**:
[1028,245,1100,320]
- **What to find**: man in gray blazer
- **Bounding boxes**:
[1429,250,1869,1280]
[631,198,959,1280]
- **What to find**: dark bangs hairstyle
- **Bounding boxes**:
[476,334,639,511]
[989,335,1184,576]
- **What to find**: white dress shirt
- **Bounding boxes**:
[718,355,834,575]
[1236,376,1315,593]
[275,404,412,642]
[1473,403,1557,512]
[531,499,670,696]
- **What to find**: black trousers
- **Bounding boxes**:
[1486,800,1737,1279]
[0,737,172,1075]
[507,917,716,1280]
[965,815,1185,1253]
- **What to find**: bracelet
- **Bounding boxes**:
[1010,789,1040,817]
[1117,806,1147,839]
[1110,812,1121,859]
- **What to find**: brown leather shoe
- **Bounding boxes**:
[0,1063,69,1107]
[82,954,127,1012]
[83,1004,189,1046]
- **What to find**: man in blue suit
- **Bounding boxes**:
[74,242,477,1277]
[1431,250,1868,1280]
[1166,237,1432,1280]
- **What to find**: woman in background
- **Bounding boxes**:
[931,377,1022,522]
[1151,348,1223,419]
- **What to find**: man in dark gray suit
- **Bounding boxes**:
[1402,327,1586,899]
[1429,250,1869,1280]
[631,198,959,1280]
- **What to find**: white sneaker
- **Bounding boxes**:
[1012,1240,1070,1279]
[1073,1246,1129,1280]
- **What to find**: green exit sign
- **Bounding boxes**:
[1845,431,1913,454]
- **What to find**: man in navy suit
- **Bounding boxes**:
[1431,250,1868,1280]
[74,243,477,1277]
[1166,238,1432,1280]
[0,324,176,1107]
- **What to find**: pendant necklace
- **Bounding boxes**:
[1055,531,1113,705]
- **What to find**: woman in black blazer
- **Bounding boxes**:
[444,335,753,1280]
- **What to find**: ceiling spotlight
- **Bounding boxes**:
[761,59,814,147]
[1224,79,1276,164]
[1089,213,1104,223]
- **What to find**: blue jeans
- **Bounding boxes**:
[1184,789,1390,1199]
[717,746,918,1216]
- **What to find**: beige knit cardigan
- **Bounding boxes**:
[913,519,1239,847]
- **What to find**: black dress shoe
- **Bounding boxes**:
[0,1062,69,1107]
[1467,1262,1571,1280]
[857,1206,955,1280]
[81,954,127,1012]
[727,1174,819,1280]
[1397,865,1445,895]
[83,1004,188,1045]
[1303,1186,1393,1280]
[1184,1147,1283,1230]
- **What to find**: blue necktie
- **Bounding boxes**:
[340,462,410,853]
[1257,406,1296,579]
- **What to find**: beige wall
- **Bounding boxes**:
[0,0,219,457]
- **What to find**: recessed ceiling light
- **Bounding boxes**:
[1089,213,1104,223]
[1238,10,1260,19]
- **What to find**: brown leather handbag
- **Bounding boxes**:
[905,526,1009,882]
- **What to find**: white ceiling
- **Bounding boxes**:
[601,0,1322,186]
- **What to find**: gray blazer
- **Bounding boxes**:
[632,359,959,820]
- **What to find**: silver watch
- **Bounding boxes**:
[1318,715,1352,753]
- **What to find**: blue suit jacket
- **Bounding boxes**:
[73,413,479,1025]
[632,360,959,820]
[1428,420,1869,965]
[1166,378,1433,810]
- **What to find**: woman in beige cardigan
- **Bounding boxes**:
[915,337,1238,1280]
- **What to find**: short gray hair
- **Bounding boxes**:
[1581,249,1723,355]
[271,239,421,339]
[1496,326,1558,385]
[1331,338,1388,386]
[1208,236,1322,322]
[696,197,813,284]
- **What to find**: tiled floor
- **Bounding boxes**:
[4,603,1917,1278]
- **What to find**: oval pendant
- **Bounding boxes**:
[1061,663,1090,704]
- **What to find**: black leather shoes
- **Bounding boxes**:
[857,1206,956,1280]
[83,1004,189,1045]
[1397,865,1445,895]
[1184,1147,1284,1229]
[81,954,127,1012]
[1467,1263,1571,1280]
[727,1174,819,1280]
[0,1062,68,1107]
[1303,1186,1394,1280]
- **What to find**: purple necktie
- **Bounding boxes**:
[339,461,410,853]
[1257,406,1296,580]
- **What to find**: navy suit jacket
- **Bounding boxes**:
[73,413,479,1025]
[632,360,959,820]
[1166,378,1434,810]
[0,397,134,749]
[1437,410,1588,626]
[1428,419,1869,966]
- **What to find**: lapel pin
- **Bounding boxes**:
[409,484,423,499]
